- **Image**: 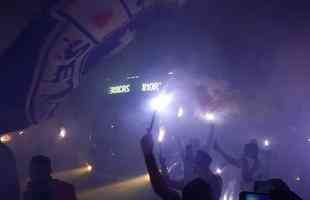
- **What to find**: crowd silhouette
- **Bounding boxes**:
[141,131,303,200]
[23,155,77,200]
[0,133,304,200]
[0,146,77,200]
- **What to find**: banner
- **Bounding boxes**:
[0,0,183,133]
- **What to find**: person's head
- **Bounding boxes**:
[182,178,212,200]
[195,150,212,168]
[29,155,52,182]
[243,139,259,159]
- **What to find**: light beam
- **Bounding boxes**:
[78,174,150,200]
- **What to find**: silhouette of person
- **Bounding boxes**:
[23,155,77,200]
[176,138,202,185]
[159,144,222,200]
[141,133,214,200]
[215,139,263,191]
[0,143,20,200]
[195,150,223,200]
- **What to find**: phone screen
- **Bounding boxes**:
[240,192,271,200]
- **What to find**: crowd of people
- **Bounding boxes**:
[0,131,303,200]
[140,131,303,200]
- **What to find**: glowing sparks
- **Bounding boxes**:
[263,139,270,147]
[215,167,223,175]
[144,174,150,182]
[158,126,166,143]
[86,163,93,172]
[0,134,12,143]
[177,107,184,118]
[59,127,66,139]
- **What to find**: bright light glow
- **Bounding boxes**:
[177,107,184,118]
[59,127,66,139]
[307,138,310,143]
[223,193,228,200]
[263,139,270,147]
[150,93,173,112]
[0,134,12,143]
[296,176,301,181]
[145,174,150,182]
[86,163,93,172]
[204,112,215,121]
[78,174,150,199]
[215,167,222,175]
[158,127,166,143]
[18,131,24,135]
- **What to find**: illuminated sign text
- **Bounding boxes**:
[142,82,162,92]
[108,81,163,95]
[109,85,130,94]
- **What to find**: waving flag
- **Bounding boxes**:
[0,0,185,133]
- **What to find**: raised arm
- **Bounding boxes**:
[158,153,185,190]
[141,134,181,200]
[214,141,241,168]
